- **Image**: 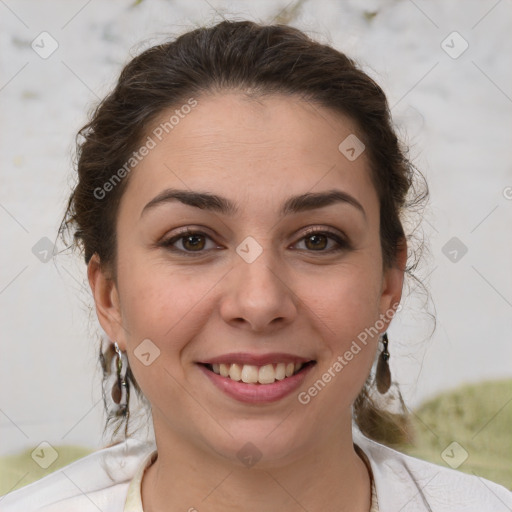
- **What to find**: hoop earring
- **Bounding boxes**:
[111,342,128,414]
[376,332,391,394]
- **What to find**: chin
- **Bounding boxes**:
[204,417,311,469]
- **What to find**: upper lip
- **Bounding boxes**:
[198,352,314,366]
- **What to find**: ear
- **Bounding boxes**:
[87,253,127,351]
[378,237,407,329]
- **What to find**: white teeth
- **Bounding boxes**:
[241,365,259,383]
[229,363,242,381]
[208,362,307,384]
[219,363,229,377]
[275,363,286,380]
[258,364,277,384]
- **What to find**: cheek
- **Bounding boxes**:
[297,258,382,337]
[117,258,217,349]
[117,264,215,410]
[295,262,382,399]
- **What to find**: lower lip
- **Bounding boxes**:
[198,363,314,404]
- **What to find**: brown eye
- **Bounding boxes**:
[294,229,349,253]
[304,233,328,250]
[161,228,348,256]
[161,230,219,255]
[181,234,206,251]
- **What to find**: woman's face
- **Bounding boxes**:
[90,92,405,466]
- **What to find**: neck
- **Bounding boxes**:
[141,421,371,512]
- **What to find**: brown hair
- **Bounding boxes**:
[60,20,429,445]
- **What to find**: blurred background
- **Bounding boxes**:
[1,0,511,491]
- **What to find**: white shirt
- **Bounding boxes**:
[1,431,511,511]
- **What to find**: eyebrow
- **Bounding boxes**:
[140,188,366,220]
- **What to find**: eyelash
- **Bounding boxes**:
[160,227,350,256]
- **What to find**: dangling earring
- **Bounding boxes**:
[376,332,391,394]
[111,342,128,414]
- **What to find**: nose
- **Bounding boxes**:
[219,252,298,334]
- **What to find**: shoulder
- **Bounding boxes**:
[0,439,155,512]
[354,431,512,511]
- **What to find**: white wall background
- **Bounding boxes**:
[1,0,511,455]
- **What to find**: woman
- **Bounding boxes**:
[2,19,510,512]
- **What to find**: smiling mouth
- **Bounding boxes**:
[201,361,316,385]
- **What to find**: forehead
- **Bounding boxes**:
[120,92,379,221]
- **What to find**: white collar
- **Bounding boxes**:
[122,438,380,512]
